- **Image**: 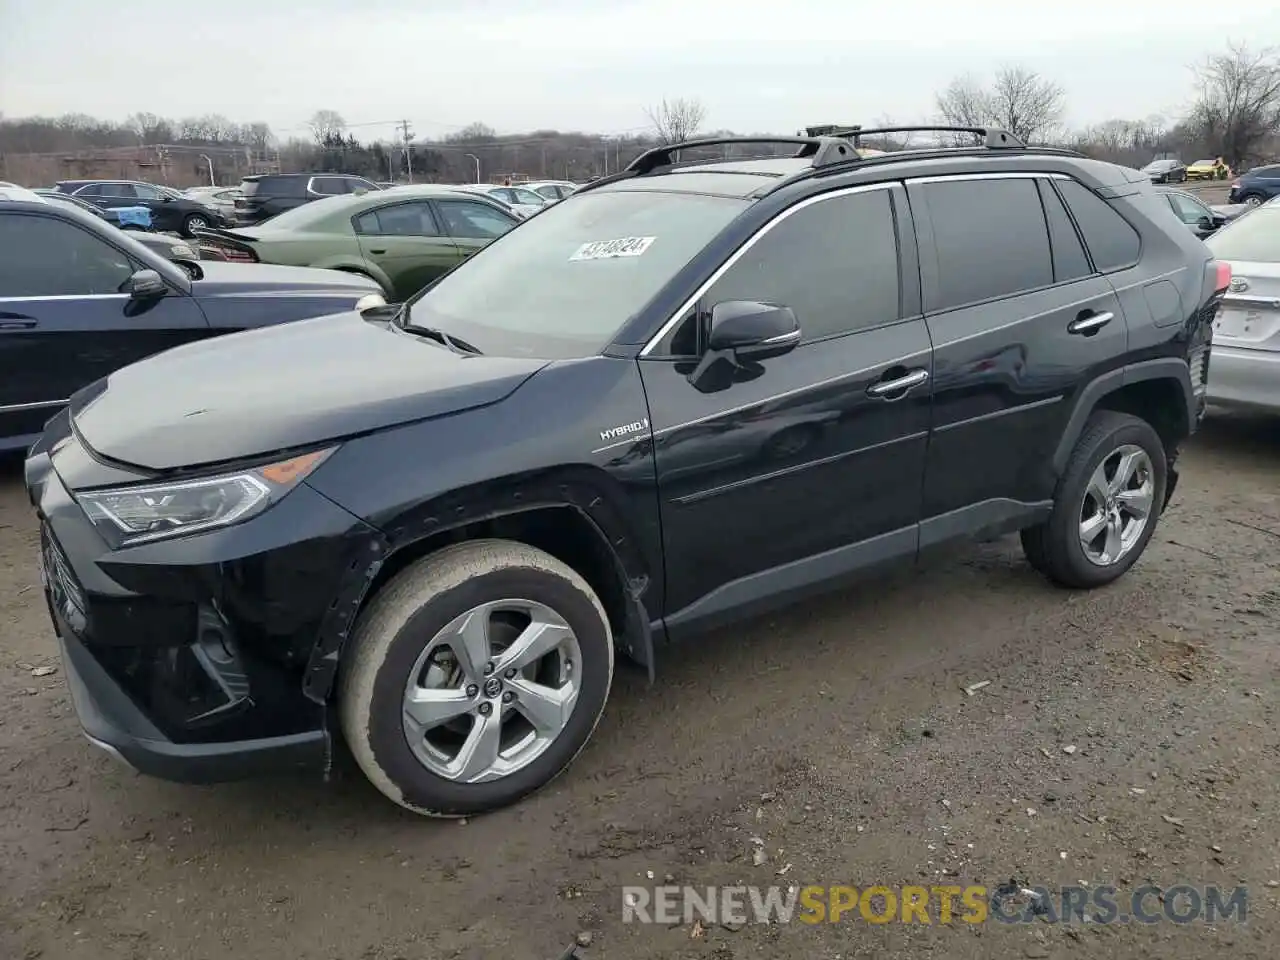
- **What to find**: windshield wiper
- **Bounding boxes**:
[399,321,483,355]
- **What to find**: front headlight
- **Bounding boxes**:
[76,448,335,547]
[355,293,386,311]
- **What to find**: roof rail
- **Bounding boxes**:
[625,136,860,175]
[804,124,1025,149]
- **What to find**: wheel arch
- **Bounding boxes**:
[1052,360,1194,477]
[302,472,658,703]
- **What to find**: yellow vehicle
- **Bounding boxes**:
[1186,157,1232,181]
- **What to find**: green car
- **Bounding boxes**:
[195,185,522,300]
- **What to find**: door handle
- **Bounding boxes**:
[1068,310,1113,335]
[867,368,929,399]
[369,248,387,255]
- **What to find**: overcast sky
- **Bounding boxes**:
[2,0,1275,140]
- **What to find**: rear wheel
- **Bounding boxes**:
[339,540,615,816]
[1241,193,1265,207]
[1021,411,1166,589]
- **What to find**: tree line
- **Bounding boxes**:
[1,42,1275,187]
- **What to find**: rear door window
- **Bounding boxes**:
[922,177,1054,310]
[355,201,442,236]
[310,177,347,196]
[435,199,519,239]
[1036,179,1092,283]
[1055,179,1141,273]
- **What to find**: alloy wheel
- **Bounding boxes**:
[401,599,582,783]
[1078,444,1154,566]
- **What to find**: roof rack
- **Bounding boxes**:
[803,124,1025,149]
[624,136,860,175]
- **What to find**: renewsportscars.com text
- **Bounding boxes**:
[621,884,1248,925]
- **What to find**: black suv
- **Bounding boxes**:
[235,173,382,225]
[26,126,1230,818]
[53,180,231,237]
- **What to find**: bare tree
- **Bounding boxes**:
[307,109,347,145]
[645,97,707,145]
[1187,43,1280,169]
[987,67,1065,143]
[936,67,1064,144]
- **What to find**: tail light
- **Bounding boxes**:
[1213,260,1232,293]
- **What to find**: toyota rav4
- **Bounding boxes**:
[26,126,1231,817]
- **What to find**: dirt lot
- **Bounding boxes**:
[1,404,1276,960]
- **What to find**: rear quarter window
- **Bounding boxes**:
[1056,179,1141,273]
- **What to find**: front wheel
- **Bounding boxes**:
[1241,193,1265,207]
[1021,411,1166,589]
[181,213,209,237]
[339,539,615,817]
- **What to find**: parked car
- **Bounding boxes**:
[440,185,529,218]
[1203,198,1280,414]
[1140,158,1187,184]
[24,126,1227,818]
[184,185,242,220]
[524,180,578,202]
[1227,164,1280,207]
[194,186,520,300]
[462,183,548,217]
[53,180,231,237]
[0,192,385,452]
[1153,186,1245,239]
[234,173,382,225]
[34,188,203,268]
[1186,157,1231,181]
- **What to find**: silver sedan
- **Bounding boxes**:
[1204,199,1280,414]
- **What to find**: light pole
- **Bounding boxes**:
[465,153,481,183]
[199,154,215,185]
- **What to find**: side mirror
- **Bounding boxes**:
[707,300,800,362]
[128,269,167,299]
[1196,215,1216,232]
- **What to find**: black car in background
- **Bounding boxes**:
[53,180,231,237]
[1140,159,1187,184]
[1227,163,1280,206]
[35,189,205,270]
[235,173,383,225]
[0,193,387,452]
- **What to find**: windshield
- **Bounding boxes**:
[1194,159,1215,166]
[1144,160,1172,170]
[405,189,749,358]
[1206,208,1280,262]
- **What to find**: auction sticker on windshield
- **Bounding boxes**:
[569,236,656,261]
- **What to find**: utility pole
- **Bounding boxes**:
[396,119,414,183]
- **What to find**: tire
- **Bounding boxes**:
[181,213,209,237]
[1241,193,1265,207]
[338,539,614,817]
[1020,411,1166,589]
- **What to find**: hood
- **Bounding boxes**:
[70,311,549,471]
[1210,203,1250,221]
[189,260,381,294]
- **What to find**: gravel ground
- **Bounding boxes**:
[1,406,1277,960]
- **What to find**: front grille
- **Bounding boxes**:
[41,525,87,634]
